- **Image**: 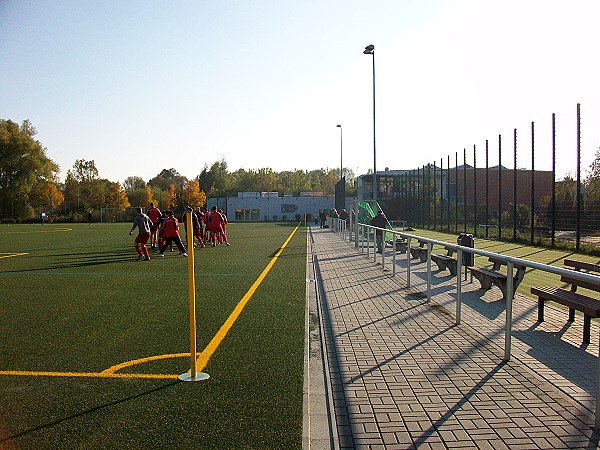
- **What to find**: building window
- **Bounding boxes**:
[235,209,260,221]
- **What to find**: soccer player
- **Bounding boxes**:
[146,202,162,248]
[206,205,224,246]
[129,207,152,261]
[189,206,205,248]
[218,209,231,246]
[158,210,188,257]
[195,206,206,247]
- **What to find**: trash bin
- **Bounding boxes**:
[457,233,474,266]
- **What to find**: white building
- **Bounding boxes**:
[207,192,356,222]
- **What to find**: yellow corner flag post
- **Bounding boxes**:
[178,211,209,382]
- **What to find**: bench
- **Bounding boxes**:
[393,238,407,254]
[531,259,600,345]
[409,239,428,263]
[430,246,458,276]
[469,256,526,299]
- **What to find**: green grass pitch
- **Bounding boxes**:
[0,222,307,449]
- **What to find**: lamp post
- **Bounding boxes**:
[336,124,343,180]
[363,44,376,203]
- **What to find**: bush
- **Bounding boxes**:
[295,214,301,222]
[272,215,278,221]
[1,218,17,224]
[281,215,287,221]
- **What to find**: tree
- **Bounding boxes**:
[39,181,64,213]
[181,179,206,207]
[123,176,146,192]
[0,119,59,218]
[164,183,177,210]
[106,182,130,210]
[143,185,156,207]
[197,159,230,197]
[68,159,104,210]
[149,168,186,191]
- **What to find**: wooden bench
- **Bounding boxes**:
[469,256,526,299]
[409,239,428,263]
[393,238,407,254]
[531,259,600,345]
[430,246,458,276]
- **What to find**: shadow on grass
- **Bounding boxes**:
[0,381,180,444]
[0,248,139,273]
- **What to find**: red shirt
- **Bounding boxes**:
[163,216,180,238]
[147,207,161,225]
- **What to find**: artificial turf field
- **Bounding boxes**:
[0,222,307,449]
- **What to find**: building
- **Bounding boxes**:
[207,192,356,222]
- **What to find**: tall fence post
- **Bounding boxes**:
[576,103,581,251]
[513,128,518,241]
[498,135,502,240]
[551,113,556,248]
[530,121,535,245]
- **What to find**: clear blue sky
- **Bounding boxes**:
[1,0,599,184]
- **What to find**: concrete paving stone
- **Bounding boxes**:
[471,440,501,450]
[351,436,385,446]
[310,229,600,448]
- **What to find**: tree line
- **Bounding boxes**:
[0,119,356,222]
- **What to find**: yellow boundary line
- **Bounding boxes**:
[0,227,73,234]
[0,252,28,259]
[0,224,301,380]
[0,370,178,380]
[195,223,300,371]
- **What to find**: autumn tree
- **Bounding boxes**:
[181,179,206,207]
[39,181,64,213]
[143,185,156,207]
[164,183,177,210]
[106,182,130,210]
[0,119,59,218]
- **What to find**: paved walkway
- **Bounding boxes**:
[304,227,600,449]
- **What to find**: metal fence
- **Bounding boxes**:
[377,103,600,252]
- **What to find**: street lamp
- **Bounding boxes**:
[363,44,376,203]
[336,124,343,181]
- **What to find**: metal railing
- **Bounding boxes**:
[324,218,600,429]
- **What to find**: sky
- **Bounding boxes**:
[1,0,599,185]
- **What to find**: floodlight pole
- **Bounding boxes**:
[336,124,343,180]
[363,44,376,204]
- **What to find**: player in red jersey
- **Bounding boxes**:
[146,202,162,248]
[218,209,231,246]
[206,205,224,247]
[129,207,152,261]
[158,210,187,257]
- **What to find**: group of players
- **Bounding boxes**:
[129,202,230,261]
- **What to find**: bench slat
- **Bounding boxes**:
[531,286,600,316]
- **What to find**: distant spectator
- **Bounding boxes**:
[370,210,387,253]
[319,210,327,228]
[339,209,349,223]
[87,210,93,225]
[39,211,46,225]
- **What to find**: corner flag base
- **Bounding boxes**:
[178,372,210,382]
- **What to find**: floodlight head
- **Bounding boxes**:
[363,44,374,54]
[336,124,342,128]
